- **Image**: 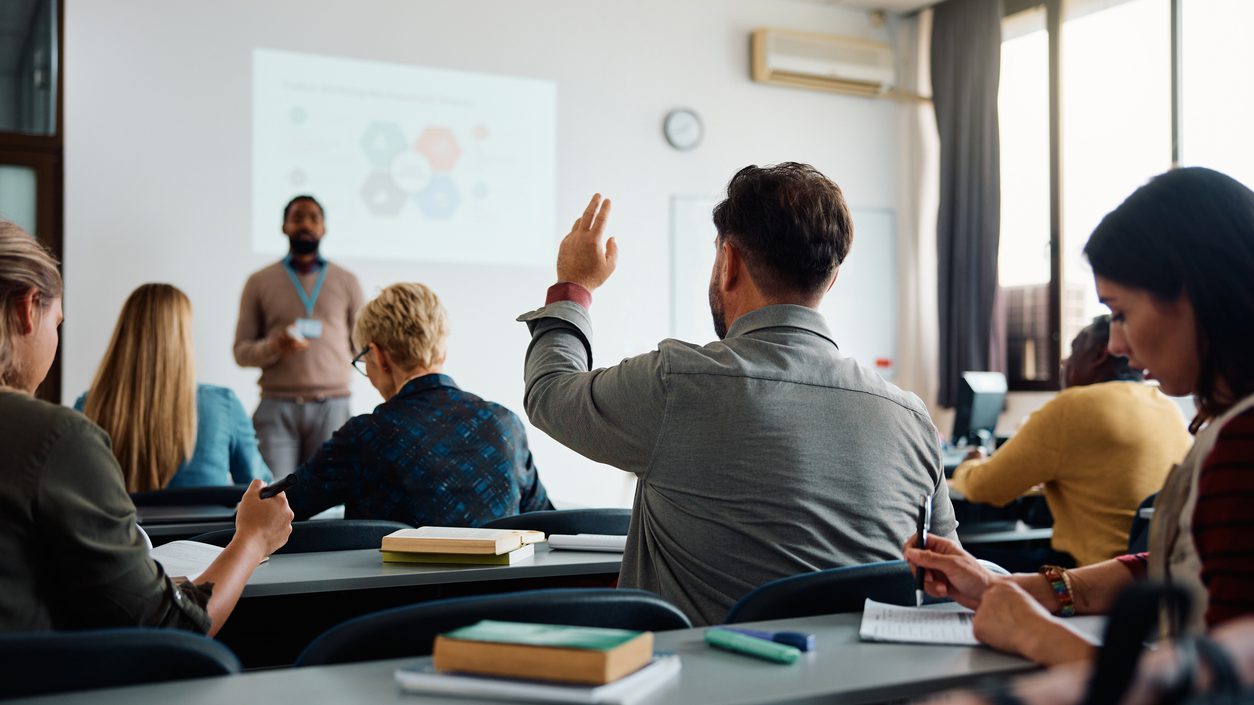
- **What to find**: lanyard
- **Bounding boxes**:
[282,258,328,318]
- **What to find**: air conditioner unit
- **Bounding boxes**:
[752,28,897,98]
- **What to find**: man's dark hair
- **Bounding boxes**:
[1084,315,1142,382]
[283,195,324,222]
[711,163,853,297]
[1084,167,1254,424]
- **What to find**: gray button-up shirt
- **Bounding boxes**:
[518,301,957,625]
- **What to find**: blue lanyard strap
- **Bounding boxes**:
[282,259,328,318]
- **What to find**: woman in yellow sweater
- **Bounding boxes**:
[950,314,1193,568]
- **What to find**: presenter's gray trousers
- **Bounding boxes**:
[253,396,351,480]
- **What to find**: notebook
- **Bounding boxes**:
[858,599,980,646]
[149,540,225,582]
[396,653,681,705]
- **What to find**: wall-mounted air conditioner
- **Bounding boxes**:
[751,28,897,98]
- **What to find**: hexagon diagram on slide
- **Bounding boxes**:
[360,122,408,169]
[415,127,461,172]
[415,175,460,219]
[360,171,408,216]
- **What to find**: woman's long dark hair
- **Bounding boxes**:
[1084,167,1254,431]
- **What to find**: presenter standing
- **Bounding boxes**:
[234,195,364,479]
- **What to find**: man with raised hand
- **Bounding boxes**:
[517,163,957,625]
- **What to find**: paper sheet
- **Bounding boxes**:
[548,534,627,553]
[149,540,224,582]
[858,599,980,646]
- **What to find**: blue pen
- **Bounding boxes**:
[722,627,816,652]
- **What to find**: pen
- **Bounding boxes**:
[259,474,298,499]
[722,627,816,652]
[915,494,932,606]
[705,628,800,664]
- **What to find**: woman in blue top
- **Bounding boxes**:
[77,283,271,492]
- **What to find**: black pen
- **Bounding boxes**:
[259,474,298,499]
[915,494,932,606]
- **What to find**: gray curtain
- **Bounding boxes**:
[931,0,1003,407]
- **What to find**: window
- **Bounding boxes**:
[996,0,1209,391]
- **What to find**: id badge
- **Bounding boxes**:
[295,318,323,339]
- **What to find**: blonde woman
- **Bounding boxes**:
[77,284,271,492]
[284,282,552,526]
[0,220,291,634]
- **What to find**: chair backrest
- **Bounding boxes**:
[295,588,692,667]
[1127,492,1158,554]
[724,560,915,624]
[480,508,632,535]
[0,628,240,698]
[190,519,411,553]
[130,485,250,508]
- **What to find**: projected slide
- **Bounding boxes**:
[252,49,556,266]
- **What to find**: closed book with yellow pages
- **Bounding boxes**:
[382,543,535,565]
[433,620,653,685]
[381,527,544,555]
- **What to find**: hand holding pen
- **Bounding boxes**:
[903,532,999,611]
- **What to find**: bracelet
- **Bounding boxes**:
[1038,564,1075,617]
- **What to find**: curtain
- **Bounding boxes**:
[931,0,1003,407]
[892,10,941,411]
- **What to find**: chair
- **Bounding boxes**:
[130,485,250,508]
[295,588,692,666]
[724,560,915,624]
[480,508,632,535]
[1127,492,1158,554]
[0,628,240,698]
[190,519,411,554]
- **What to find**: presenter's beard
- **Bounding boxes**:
[289,236,320,256]
[708,274,728,340]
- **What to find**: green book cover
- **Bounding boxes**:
[381,544,533,565]
[442,620,643,651]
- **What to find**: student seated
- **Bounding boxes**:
[77,283,272,492]
[284,282,551,526]
[0,221,291,634]
[517,164,958,626]
[905,167,1254,666]
[950,315,1192,570]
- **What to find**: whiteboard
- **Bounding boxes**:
[669,195,897,376]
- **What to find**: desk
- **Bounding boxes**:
[218,546,622,667]
[959,521,1053,546]
[135,505,237,525]
[142,521,234,546]
[8,612,1038,705]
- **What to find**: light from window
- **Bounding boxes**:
[1182,0,1254,189]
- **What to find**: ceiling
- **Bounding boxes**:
[0,0,40,76]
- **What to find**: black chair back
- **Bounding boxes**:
[724,560,915,624]
[130,485,250,508]
[480,508,632,535]
[190,519,411,553]
[1127,492,1158,554]
[0,628,240,698]
[295,588,691,667]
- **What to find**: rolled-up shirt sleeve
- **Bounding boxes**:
[35,415,212,632]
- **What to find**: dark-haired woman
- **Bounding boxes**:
[903,167,1254,666]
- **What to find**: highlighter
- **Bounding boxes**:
[722,627,816,652]
[705,627,801,664]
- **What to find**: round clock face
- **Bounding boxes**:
[663,109,703,151]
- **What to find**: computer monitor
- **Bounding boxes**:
[951,371,1007,447]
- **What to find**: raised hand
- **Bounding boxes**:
[556,193,618,292]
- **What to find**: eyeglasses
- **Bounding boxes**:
[351,345,370,377]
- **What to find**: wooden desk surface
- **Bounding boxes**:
[7,612,1039,705]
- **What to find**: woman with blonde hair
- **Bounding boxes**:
[283,282,552,526]
[0,220,291,634]
[78,283,271,492]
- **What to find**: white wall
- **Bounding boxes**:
[63,0,901,507]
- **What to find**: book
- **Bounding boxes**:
[433,620,654,685]
[380,527,543,555]
[381,543,535,565]
[548,534,627,553]
[395,653,680,705]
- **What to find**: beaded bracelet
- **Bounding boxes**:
[1038,564,1075,617]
